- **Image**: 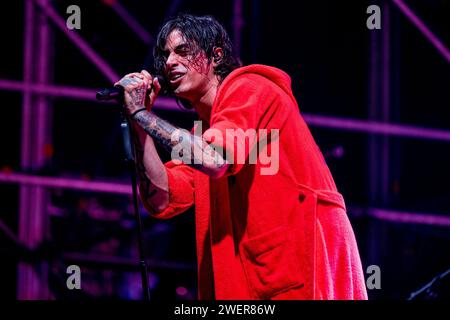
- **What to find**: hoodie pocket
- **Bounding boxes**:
[241,226,304,299]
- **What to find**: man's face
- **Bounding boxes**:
[163,30,217,101]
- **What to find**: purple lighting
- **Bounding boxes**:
[34,0,119,82]
[0,172,132,195]
[108,1,153,45]
[392,0,450,63]
[303,114,450,142]
[0,0,448,301]
[0,79,184,111]
[369,208,450,228]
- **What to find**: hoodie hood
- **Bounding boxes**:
[219,64,294,99]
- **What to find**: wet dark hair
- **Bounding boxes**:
[154,14,241,108]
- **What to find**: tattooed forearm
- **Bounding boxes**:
[132,110,228,177]
[130,124,160,200]
[133,111,176,153]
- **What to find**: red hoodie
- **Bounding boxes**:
[145,64,368,300]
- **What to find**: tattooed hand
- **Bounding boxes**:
[114,70,161,116]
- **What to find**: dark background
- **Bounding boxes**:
[0,0,449,300]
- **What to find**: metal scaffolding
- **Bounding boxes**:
[0,0,448,299]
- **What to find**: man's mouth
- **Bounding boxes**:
[169,73,185,84]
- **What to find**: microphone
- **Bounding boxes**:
[96,74,168,102]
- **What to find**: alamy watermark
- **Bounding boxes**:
[66,5,81,30]
[170,121,280,176]
[366,5,381,30]
[366,264,381,290]
[66,265,81,290]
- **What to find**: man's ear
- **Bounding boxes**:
[212,47,223,63]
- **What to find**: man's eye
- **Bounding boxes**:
[177,49,189,57]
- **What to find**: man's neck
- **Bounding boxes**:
[192,80,218,122]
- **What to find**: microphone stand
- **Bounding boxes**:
[120,110,151,301]
[97,82,168,300]
[408,268,450,300]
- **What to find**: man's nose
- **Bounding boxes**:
[166,52,178,67]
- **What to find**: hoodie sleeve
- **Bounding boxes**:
[203,74,280,176]
[141,160,194,219]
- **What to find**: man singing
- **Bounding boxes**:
[115,14,368,300]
